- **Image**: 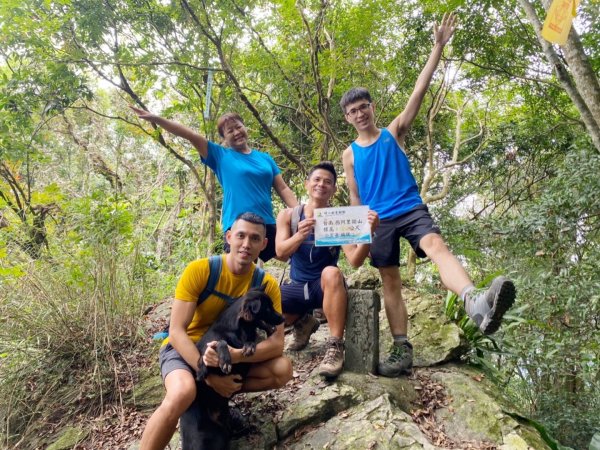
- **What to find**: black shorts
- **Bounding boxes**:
[280,279,324,316]
[370,204,441,268]
[223,223,277,262]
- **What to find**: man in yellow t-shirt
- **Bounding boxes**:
[139,213,292,450]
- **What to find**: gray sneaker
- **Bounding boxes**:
[288,313,320,351]
[378,341,413,377]
[467,276,516,335]
[318,338,344,378]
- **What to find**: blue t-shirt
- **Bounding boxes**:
[351,128,422,220]
[202,141,281,230]
[290,207,340,283]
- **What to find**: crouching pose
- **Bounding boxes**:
[276,162,378,378]
[139,213,292,450]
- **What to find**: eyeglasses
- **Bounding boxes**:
[345,103,371,118]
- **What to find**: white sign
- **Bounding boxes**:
[314,206,371,247]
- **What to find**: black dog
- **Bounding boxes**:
[180,285,284,450]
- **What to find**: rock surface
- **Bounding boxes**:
[46,281,553,450]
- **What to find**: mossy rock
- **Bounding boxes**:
[129,367,164,411]
[46,426,88,450]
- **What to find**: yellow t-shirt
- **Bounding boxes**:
[164,255,282,344]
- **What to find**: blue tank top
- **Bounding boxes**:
[290,208,340,283]
[351,128,422,220]
[202,141,281,230]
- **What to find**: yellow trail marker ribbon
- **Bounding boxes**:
[541,0,579,45]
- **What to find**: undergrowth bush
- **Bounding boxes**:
[0,243,155,448]
[0,193,168,448]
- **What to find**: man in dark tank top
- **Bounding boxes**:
[275,162,379,378]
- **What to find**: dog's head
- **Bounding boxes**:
[239,285,284,332]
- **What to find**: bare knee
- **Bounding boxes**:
[272,357,293,388]
[321,266,344,290]
[379,266,400,285]
[419,233,448,259]
[160,371,197,419]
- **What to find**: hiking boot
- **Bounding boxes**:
[378,341,413,377]
[318,338,344,378]
[465,276,516,335]
[229,405,251,438]
[313,308,327,324]
[288,313,320,351]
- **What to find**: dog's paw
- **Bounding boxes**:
[242,342,256,357]
[220,362,232,374]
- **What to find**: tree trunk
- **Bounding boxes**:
[519,0,600,152]
[539,0,600,128]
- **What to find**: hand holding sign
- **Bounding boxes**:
[314,206,373,247]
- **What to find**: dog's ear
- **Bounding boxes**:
[257,283,266,292]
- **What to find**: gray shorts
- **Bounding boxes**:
[159,343,195,381]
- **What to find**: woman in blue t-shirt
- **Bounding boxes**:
[131,107,298,262]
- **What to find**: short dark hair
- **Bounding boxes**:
[307,161,337,185]
[217,113,245,137]
[339,87,372,113]
[232,212,266,235]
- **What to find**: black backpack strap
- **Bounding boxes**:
[197,255,236,306]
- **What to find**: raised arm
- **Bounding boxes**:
[275,208,314,261]
[342,210,379,268]
[342,147,362,206]
[130,105,209,159]
[388,12,457,147]
[273,174,299,208]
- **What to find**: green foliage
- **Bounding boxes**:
[1,0,599,448]
[439,144,600,450]
[0,245,151,447]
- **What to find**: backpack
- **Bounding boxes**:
[199,255,266,306]
[153,256,266,339]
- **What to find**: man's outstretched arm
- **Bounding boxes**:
[388,12,457,147]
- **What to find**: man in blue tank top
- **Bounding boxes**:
[275,162,379,378]
[340,13,516,377]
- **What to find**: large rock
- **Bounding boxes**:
[128,367,164,412]
[281,394,439,449]
[379,291,468,367]
[117,288,565,450]
[431,367,552,449]
[346,265,381,289]
[276,373,364,439]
